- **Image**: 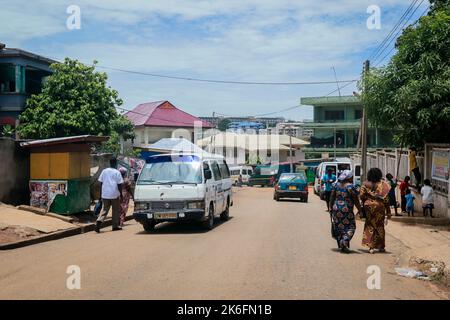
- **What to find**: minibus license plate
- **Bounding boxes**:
[154,213,177,219]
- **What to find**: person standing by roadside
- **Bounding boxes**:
[409,148,422,189]
[119,167,134,227]
[360,168,391,254]
[386,173,400,216]
[322,168,337,212]
[399,176,411,213]
[96,157,123,233]
[421,179,435,218]
[329,170,362,253]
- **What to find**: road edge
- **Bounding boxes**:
[0,215,135,250]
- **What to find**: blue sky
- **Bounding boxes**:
[0,0,429,120]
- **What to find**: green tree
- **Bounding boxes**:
[217,118,231,131]
[361,2,450,147]
[18,58,134,150]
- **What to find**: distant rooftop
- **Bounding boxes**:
[125,100,214,128]
[300,95,361,107]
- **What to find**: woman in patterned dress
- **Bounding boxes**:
[329,170,362,253]
[119,167,134,227]
[360,168,391,254]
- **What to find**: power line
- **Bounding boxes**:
[374,0,428,67]
[325,81,356,97]
[368,0,419,61]
[46,55,358,86]
[94,64,358,86]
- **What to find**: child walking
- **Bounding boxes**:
[405,189,415,217]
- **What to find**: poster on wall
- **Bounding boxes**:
[431,149,450,182]
[29,181,68,210]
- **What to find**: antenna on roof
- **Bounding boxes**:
[331,66,341,97]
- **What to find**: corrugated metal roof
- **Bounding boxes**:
[20,135,109,148]
[125,101,214,128]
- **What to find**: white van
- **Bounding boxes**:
[133,153,233,232]
[313,159,352,199]
[229,165,253,185]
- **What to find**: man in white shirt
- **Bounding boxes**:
[421,179,434,218]
[96,157,124,232]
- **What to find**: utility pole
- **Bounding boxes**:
[289,130,293,173]
[361,60,370,182]
[333,127,337,160]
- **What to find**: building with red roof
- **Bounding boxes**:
[124,100,214,149]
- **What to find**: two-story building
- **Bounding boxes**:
[299,95,395,158]
[0,44,55,127]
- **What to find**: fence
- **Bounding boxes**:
[351,149,424,185]
[351,146,449,218]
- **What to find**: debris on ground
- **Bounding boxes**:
[395,267,430,280]
[0,223,42,244]
[408,257,448,287]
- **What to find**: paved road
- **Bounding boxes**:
[0,187,442,299]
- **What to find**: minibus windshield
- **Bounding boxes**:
[138,155,202,185]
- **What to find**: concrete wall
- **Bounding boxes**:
[0,137,29,205]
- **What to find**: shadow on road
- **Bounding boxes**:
[135,217,234,235]
[276,199,307,203]
[330,248,363,254]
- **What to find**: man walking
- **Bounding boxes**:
[96,157,123,232]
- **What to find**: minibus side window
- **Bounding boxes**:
[212,161,222,180]
[219,161,230,179]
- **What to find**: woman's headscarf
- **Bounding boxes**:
[119,167,127,177]
[338,169,353,182]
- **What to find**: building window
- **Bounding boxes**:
[355,109,362,120]
[0,64,17,93]
[324,110,345,121]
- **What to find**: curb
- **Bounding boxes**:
[0,215,135,250]
[391,216,450,226]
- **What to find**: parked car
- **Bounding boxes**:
[249,162,293,187]
[133,153,233,232]
[273,172,309,202]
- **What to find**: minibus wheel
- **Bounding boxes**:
[203,204,215,230]
[220,199,230,221]
[143,220,155,232]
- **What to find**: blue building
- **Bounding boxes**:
[227,121,265,131]
[0,43,55,127]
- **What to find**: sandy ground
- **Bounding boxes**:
[0,187,447,299]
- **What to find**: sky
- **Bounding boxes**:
[0,0,429,121]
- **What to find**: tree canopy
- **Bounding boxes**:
[217,118,231,131]
[18,58,134,152]
[361,1,450,148]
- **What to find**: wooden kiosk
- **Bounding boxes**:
[21,135,108,215]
